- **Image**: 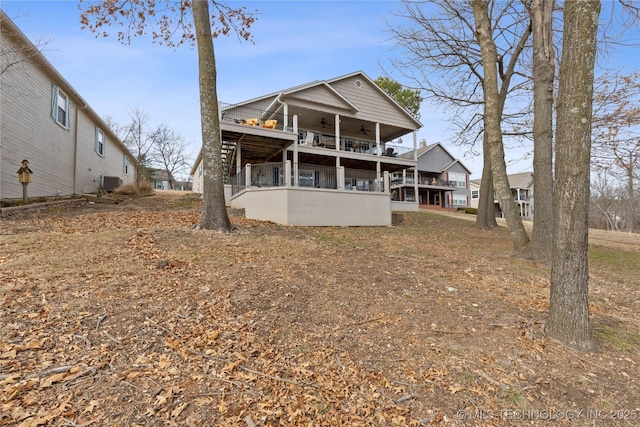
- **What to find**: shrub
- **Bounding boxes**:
[457,207,478,215]
[112,181,153,196]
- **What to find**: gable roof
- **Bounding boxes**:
[471,172,533,189]
[401,142,472,174]
[0,10,138,166]
[507,172,533,188]
[227,71,423,130]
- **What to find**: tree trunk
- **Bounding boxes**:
[476,133,498,229]
[192,0,232,233]
[471,0,530,252]
[626,160,635,233]
[527,0,555,263]
[547,0,600,352]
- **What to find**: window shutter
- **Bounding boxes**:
[66,99,72,130]
[51,84,58,121]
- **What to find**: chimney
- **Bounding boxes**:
[420,139,427,148]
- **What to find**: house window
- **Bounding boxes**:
[95,128,105,157]
[449,172,467,188]
[51,84,71,129]
[198,164,203,177]
[471,190,479,199]
[123,155,130,175]
[453,194,468,206]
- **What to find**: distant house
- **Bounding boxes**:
[0,11,137,200]
[392,142,472,209]
[470,172,534,219]
[190,71,422,226]
[148,168,173,191]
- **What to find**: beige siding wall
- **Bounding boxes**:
[1,30,134,199]
[331,76,416,128]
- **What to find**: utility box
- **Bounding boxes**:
[102,176,123,192]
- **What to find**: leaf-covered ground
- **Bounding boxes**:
[1,192,639,426]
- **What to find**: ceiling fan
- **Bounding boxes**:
[360,125,369,135]
[319,118,333,128]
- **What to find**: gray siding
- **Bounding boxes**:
[417,146,455,173]
[330,76,416,128]
[1,18,135,200]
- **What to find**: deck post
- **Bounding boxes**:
[285,161,291,187]
[337,166,345,190]
[245,164,251,190]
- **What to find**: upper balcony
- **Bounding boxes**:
[219,102,419,164]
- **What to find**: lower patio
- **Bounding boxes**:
[227,161,418,226]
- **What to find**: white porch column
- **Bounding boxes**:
[236,143,242,174]
[376,161,381,192]
[403,169,407,184]
[413,130,417,161]
[283,103,289,130]
[337,166,345,190]
[414,168,418,204]
[245,164,251,189]
[293,116,299,187]
[375,122,381,156]
[335,113,340,152]
[285,161,291,187]
[384,171,390,193]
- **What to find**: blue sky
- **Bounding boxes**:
[2,1,639,179]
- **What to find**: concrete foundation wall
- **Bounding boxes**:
[235,187,392,226]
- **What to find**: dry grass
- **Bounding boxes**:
[112,180,153,195]
[1,194,639,426]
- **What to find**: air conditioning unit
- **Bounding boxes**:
[102,176,123,192]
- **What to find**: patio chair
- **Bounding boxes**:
[262,119,277,129]
[300,131,314,146]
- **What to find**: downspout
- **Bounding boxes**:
[413,131,418,205]
[274,93,288,129]
[73,102,88,194]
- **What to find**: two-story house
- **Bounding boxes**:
[191,71,423,226]
[0,11,137,201]
[392,142,472,210]
[470,171,534,219]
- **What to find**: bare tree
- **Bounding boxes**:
[0,11,52,76]
[149,124,191,190]
[387,1,533,234]
[547,0,601,353]
[192,0,232,232]
[471,0,531,252]
[592,71,640,233]
[525,0,555,263]
[79,0,256,233]
[109,107,156,185]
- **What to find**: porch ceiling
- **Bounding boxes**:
[222,129,293,166]
[290,106,414,142]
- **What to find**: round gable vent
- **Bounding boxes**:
[355,80,362,88]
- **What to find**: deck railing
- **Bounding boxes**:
[297,129,416,159]
[344,168,380,192]
[295,163,338,189]
[220,103,293,132]
[231,162,389,194]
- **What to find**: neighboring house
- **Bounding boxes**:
[190,71,422,226]
[0,11,137,199]
[393,142,472,209]
[470,172,534,219]
[173,180,192,191]
[148,168,173,190]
